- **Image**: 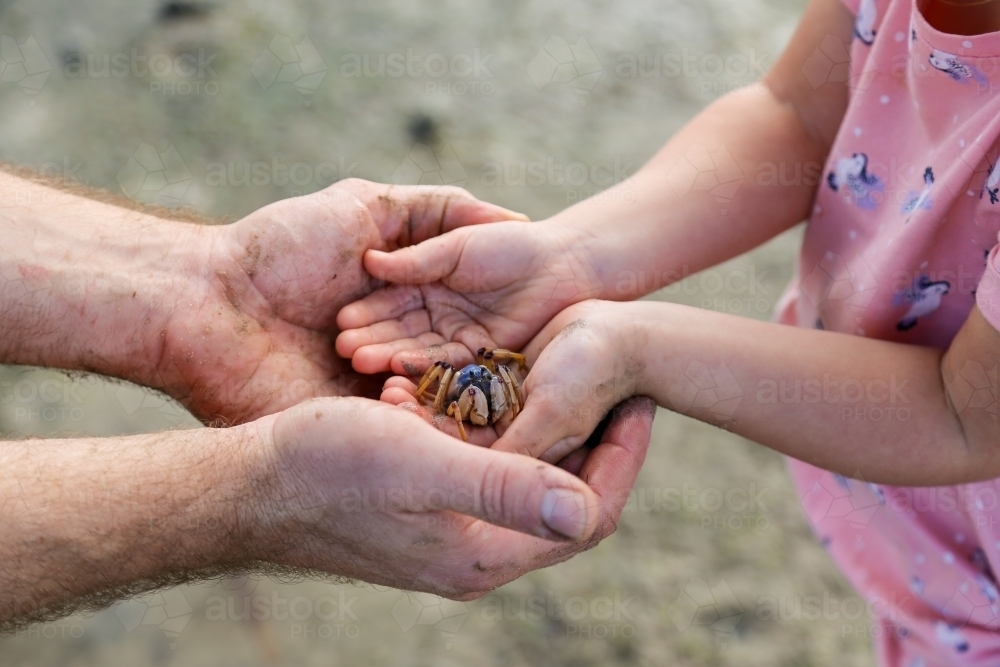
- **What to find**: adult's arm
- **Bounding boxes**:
[0,396,655,632]
[0,169,525,423]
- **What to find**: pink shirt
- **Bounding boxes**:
[776,0,1000,664]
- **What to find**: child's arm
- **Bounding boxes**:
[482,300,1000,487]
[337,0,856,375]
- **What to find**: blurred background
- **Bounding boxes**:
[0,0,877,664]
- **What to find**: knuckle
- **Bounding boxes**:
[508,441,535,458]
[477,460,514,528]
[435,184,474,200]
[322,190,367,223]
[532,396,565,425]
[332,177,367,192]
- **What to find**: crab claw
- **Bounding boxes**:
[459,386,490,426]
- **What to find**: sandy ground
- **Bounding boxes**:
[0,0,878,664]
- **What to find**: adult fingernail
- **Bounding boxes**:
[541,488,588,540]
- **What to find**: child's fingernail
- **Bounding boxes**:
[541,488,588,540]
[492,205,530,222]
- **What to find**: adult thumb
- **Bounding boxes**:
[426,438,601,542]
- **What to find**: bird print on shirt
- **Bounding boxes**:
[929,50,986,84]
[894,275,951,331]
[828,153,884,210]
[856,0,878,45]
[935,621,970,653]
[984,161,1000,205]
[901,167,935,221]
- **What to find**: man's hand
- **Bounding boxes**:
[0,395,655,630]
[0,172,524,424]
[250,395,654,598]
[154,180,530,423]
[335,219,604,377]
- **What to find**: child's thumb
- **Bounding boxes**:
[493,385,607,464]
[363,231,467,285]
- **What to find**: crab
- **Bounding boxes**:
[413,348,528,441]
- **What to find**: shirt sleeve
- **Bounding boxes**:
[976,239,1000,333]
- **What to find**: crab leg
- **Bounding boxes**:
[489,349,528,372]
[447,401,468,442]
[493,368,515,419]
[481,349,497,374]
[433,365,455,413]
[415,362,445,401]
[497,364,521,418]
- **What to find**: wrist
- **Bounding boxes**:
[143,422,268,571]
[539,217,608,308]
[624,301,672,399]
[231,404,344,569]
[0,172,217,386]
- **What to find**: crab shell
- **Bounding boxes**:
[446,365,509,426]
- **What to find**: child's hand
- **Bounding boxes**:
[491,300,649,464]
[335,220,603,376]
